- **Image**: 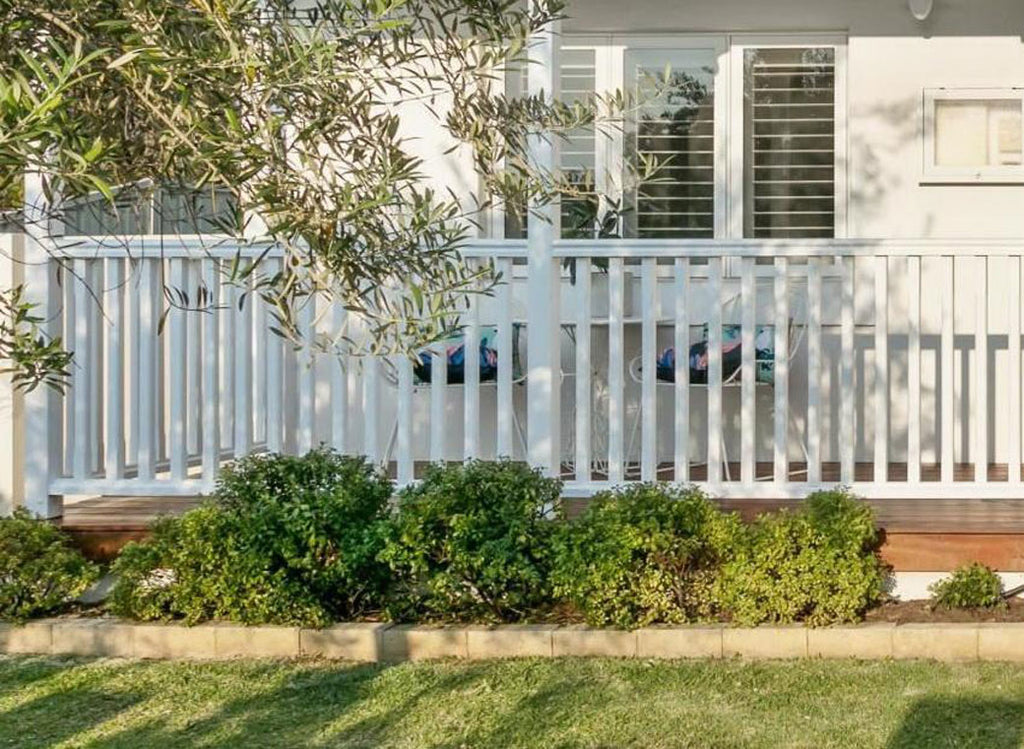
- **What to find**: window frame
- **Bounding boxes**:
[487,33,849,242]
[921,87,1024,184]
[727,33,848,240]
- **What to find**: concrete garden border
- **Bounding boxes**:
[4,619,1024,662]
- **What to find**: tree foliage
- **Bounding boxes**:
[1,0,637,374]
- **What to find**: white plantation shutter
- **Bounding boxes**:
[743,47,836,239]
[625,49,717,239]
[502,48,598,239]
[560,48,599,237]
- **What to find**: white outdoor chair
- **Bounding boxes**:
[625,291,809,481]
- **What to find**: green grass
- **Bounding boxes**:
[3,656,1024,748]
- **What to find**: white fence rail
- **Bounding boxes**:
[23,235,1024,503]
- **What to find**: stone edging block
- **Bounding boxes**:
[4,620,1024,663]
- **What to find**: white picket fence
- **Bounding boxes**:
[17,233,1024,508]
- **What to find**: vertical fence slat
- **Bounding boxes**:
[62,271,75,477]
[976,256,988,483]
[330,302,347,453]
[574,258,591,479]
[907,256,921,484]
[364,356,380,464]
[297,299,315,454]
[104,259,124,480]
[201,259,220,483]
[740,257,755,485]
[218,265,234,457]
[1011,256,1022,485]
[608,258,624,483]
[874,256,888,483]
[186,262,201,457]
[397,354,414,484]
[168,258,188,479]
[640,258,657,481]
[232,269,252,459]
[464,263,481,461]
[127,260,140,470]
[264,257,283,454]
[137,259,157,480]
[430,338,447,463]
[89,261,103,475]
[773,257,789,483]
[72,259,90,479]
[840,256,855,483]
[707,257,723,485]
[252,268,266,448]
[807,258,822,484]
[674,259,690,482]
[496,258,514,459]
[941,256,955,483]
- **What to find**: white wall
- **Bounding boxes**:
[565,0,1024,239]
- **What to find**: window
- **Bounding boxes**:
[924,89,1024,183]
[494,35,844,241]
[500,49,598,239]
[625,48,718,239]
[742,47,836,238]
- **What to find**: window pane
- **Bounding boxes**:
[935,99,1022,168]
[560,48,599,239]
[502,49,599,239]
[625,49,717,239]
[743,47,835,239]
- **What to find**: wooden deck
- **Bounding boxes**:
[58,466,1024,569]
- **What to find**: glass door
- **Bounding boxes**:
[623,47,722,239]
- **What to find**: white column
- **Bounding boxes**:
[525,11,561,476]
[22,171,62,517]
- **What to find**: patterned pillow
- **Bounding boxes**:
[655,325,775,384]
[413,326,500,384]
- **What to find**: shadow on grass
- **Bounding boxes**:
[86,661,490,749]
[0,658,147,749]
[887,697,1024,749]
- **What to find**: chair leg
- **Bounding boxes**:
[513,407,529,460]
[721,431,731,482]
[625,404,642,472]
[383,416,399,467]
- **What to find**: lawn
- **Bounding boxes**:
[3,656,1024,748]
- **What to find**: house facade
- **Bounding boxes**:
[5,0,1024,582]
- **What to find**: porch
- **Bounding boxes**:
[20,236,1024,508]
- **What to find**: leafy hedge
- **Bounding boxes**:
[715,490,887,626]
[24,453,890,628]
[550,485,740,628]
[109,450,393,626]
[381,460,562,622]
[929,563,1005,610]
[0,509,98,621]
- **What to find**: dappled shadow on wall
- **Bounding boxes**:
[887,697,1024,749]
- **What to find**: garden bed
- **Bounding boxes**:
[866,599,1024,624]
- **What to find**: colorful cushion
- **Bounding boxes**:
[413,326,500,384]
[655,325,776,384]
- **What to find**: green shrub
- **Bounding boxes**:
[381,460,562,622]
[550,484,739,628]
[716,489,886,626]
[929,563,1005,610]
[110,450,393,626]
[0,509,98,621]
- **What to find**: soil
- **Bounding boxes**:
[865,598,1024,624]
